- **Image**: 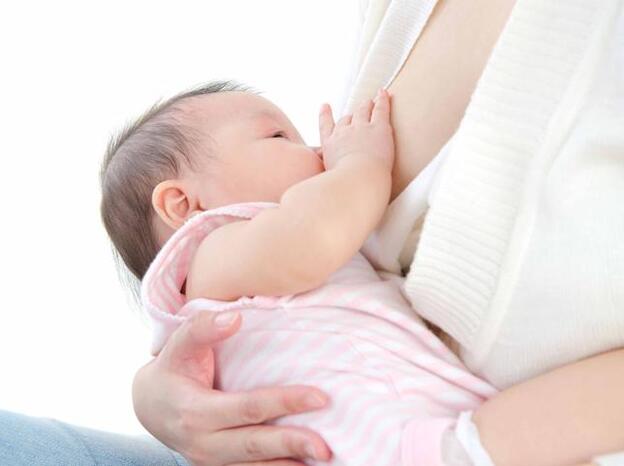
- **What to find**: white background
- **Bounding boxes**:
[0,0,360,435]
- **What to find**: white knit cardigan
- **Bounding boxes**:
[343,0,624,389]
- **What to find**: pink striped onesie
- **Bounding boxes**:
[142,201,497,466]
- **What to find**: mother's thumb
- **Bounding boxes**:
[161,311,241,367]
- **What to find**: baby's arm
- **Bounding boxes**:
[186,89,394,301]
[470,348,624,466]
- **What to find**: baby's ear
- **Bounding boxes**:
[151,180,201,230]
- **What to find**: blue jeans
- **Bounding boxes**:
[0,409,189,465]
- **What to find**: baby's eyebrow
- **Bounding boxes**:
[249,109,282,122]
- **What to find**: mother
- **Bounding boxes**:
[134,0,624,465]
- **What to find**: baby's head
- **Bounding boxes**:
[100,80,324,286]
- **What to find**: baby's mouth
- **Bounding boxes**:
[310,146,323,162]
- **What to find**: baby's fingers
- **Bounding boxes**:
[318,103,334,145]
[371,89,390,124]
[353,98,373,123]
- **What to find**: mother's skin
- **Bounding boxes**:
[387,0,517,200]
[134,1,623,465]
[389,1,624,465]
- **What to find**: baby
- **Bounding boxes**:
[100,80,495,465]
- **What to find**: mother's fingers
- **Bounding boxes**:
[161,312,241,368]
[201,385,329,430]
[206,425,331,465]
[229,461,306,466]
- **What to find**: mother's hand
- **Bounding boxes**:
[132,311,332,466]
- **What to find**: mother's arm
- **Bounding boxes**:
[135,312,623,466]
[473,349,624,466]
[132,311,331,466]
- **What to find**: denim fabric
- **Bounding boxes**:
[0,409,189,465]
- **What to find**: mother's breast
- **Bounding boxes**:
[386,0,517,201]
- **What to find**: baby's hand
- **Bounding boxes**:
[318,88,395,172]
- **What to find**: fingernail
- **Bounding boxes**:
[305,393,327,409]
[215,311,239,327]
[305,444,318,459]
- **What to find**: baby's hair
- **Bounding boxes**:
[100,79,257,302]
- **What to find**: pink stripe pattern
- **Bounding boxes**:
[142,201,497,465]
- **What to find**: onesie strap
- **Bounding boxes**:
[141,201,278,354]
